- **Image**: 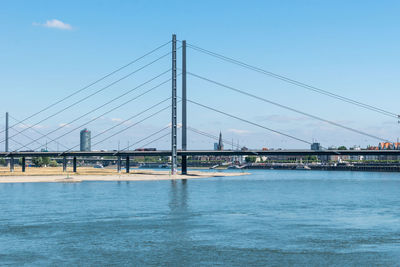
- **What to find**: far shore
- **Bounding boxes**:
[0,167,249,183]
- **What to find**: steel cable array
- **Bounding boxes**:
[188,72,391,143]
[185,97,314,146]
[1,51,172,145]
[18,71,172,151]
[60,98,172,154]
[8,115,48,149]
[185,42,398,119]
[187,126,241,149]
[0,40,172,136]
[5,37,394,153]
[117,126,170,153]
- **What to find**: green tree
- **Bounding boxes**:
[32,157,43,167]
[245,156,257,163]
[0,158,5,166]
[42,157,51,166]
[49,160,58,167]
[144,156,158,162]
[338,146,347,150]
[305,155,317,162]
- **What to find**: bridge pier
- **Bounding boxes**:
[181,40,187,175]
[22,157,26,172]
[73,156,77,173]
[10,157,14,172]
[117,156,121,173]
[181,156,187,175]
[126,156,130,173]
[62,156,67,172]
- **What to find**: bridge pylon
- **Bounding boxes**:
[5,112,8,152]
[171,34,177,174]
[182,40,187,175]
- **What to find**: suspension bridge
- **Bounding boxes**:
[1,34,399,174]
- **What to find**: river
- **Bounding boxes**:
[1,170,400,266]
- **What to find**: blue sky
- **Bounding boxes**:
[0,0,399,151]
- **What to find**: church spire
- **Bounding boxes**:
[218,131,224,151]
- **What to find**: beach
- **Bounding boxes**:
[0,167,248,183]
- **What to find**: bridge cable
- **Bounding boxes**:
[139,132,171,149]
[89,102,172,150]
[8,114,53,149]
[1,51,172,144]
[19,71,171,151]
[117,126,170,153]
[185,42,398,119]
[187,126,241,149]
[186,98,318,146]
[60,99,172,154]
[31,81,170,152]
[90,100,181,152]
[188,72,391,143]
[8,137,34,151]
[0,40,171,135]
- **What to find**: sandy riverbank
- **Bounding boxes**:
[0,167,249,183]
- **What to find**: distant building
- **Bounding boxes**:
[214,142,219,150]
[311,142,321,151]
[379,142,400,150]
[217,132,224,151]
[349,146,363,161]
[80,128,91,151]
[376,142,400,160]
[366,146,379,160]
[379,142,393,150]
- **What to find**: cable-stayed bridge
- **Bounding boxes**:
[1,34,399,174]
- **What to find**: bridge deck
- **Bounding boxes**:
[0,150,399,157]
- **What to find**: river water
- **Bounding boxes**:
[1,170,400,266]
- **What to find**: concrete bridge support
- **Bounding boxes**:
[10,157,14,172]
[73,156,77,173]
[22,157,26,172]
[117,156,121,173]
[126,156,130,173]
[62,156,67,172]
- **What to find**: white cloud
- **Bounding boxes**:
[33,19,73,30]
[58,123,70,128]
[227,128,250,135]
[110,118,131,125]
